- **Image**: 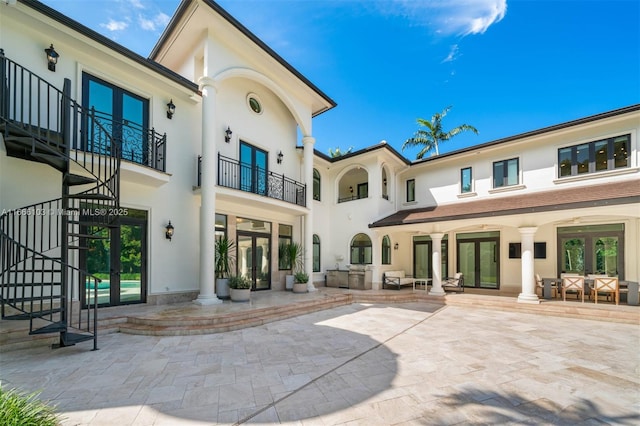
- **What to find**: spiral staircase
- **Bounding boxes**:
[0,49,121,350]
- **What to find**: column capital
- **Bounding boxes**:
[429,232,445,240]
[302,136,315,146]
[197,76,218,91]
[518,226,538,236]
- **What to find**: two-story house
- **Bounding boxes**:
[1,0,638,347]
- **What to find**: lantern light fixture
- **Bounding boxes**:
[44,44,59,72]
[166,99,176,119]
[165,221,175,241]
[277,150,283,164]
[225,126,232,143]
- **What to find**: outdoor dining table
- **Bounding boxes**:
[543,277,639,305]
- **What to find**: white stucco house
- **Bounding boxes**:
[1,0,638,345]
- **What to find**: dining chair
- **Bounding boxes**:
[590,277,619,305]
[535,273,557,298]
[562,276,585,303]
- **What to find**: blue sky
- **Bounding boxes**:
[41,0,640,159]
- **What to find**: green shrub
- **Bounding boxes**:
[228,275,251,289]
[0,387,62,426]
[294,271,309,283]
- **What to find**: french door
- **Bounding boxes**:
[237,232,271,290]
[558,224,624,277]
[457,232,500,289]
[82,215,147,307]
[82,73,149,164]
[413,237,448,280]
[240,141,268,196]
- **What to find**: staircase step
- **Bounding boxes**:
[64,173,97,186]
[67,233,109,240]
[29,152,67,172]
[30,322,66,335]
[65,193,115,201]
[60,331,95,346]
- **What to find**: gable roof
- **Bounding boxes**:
[150,0,336,116]
[369,179,640,228]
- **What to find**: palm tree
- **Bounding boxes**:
[328,146,353,157]
[402,106,478,159]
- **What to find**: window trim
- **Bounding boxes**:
[557,134,630,179]
[313,234,321,272]
[381,235,391,265]
[313,168,321,201]
[406,179,415,202]
[492,158,520,189]
[350,233,372,265]
[460,167,473,194]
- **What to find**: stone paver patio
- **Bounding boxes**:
[1,302,639,425]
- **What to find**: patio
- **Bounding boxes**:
[0,294,638,425]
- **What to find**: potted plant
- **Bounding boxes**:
[229,275,251,302]
[215,236,236,299]
[282,242,304,290]
[293,271,309,293]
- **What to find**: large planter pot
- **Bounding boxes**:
[285,275,294,291]
[216,278,230,300]
[292,282,308,293]
[230,288,250,302]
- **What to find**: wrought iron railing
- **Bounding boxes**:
[196,155,306,207]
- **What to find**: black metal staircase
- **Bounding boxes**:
[0,49,121,350]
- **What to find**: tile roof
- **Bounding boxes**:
[369,179,640,228]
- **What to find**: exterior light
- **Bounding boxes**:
[277,150,283,164]
[383,178,387,186]
[44,44,59,72]
[349,186,353,194]
[166,99,176,119]
[165,221,174,241]
[225,126,232,143]
[394,242,399,250]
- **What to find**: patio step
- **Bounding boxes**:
[118,294,352,336]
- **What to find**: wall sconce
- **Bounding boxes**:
[165,221,175,241]
[277,150,283,164]
[394,242,399,250]
[349,186,353,194]
[383,178,387,186]
[166,99,176,119]
[224,126,232,143]
[44,44,59,72]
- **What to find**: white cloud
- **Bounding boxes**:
[129,0,145,9]
[442,44,459,62]
[385,0,507,36]
[100,19,128,32]
[138,12,170,31]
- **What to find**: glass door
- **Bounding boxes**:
[457,232,500,289]
[557,224,624,277]
[237,233,271,291]
[413,236,449,280]
[240,141,268,196]
[82,212,147,307]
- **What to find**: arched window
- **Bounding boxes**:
[382,235,391,265]
[313,169,321,201]
[350,233,372,265]
[313,234,320,272]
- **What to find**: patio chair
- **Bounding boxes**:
[590,277,619,305]
[442,273,464,292]
[562,276,585,303]
[536,273,557,298]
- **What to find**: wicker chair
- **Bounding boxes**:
[442,273,464,292]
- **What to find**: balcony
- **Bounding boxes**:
[81,111,167,172]
[197,155,306,207]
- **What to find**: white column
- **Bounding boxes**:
[429,232,446,296]
[303,136,317,292]
[517,226,539,304]
[194,77,221,305]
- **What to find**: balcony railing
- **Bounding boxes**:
[197,155,306,207]
[79,111,166,172]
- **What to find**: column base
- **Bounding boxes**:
[429,288,446,296]
[307,283,317,292]
[517,293,540,304]
[193,294,222,305]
